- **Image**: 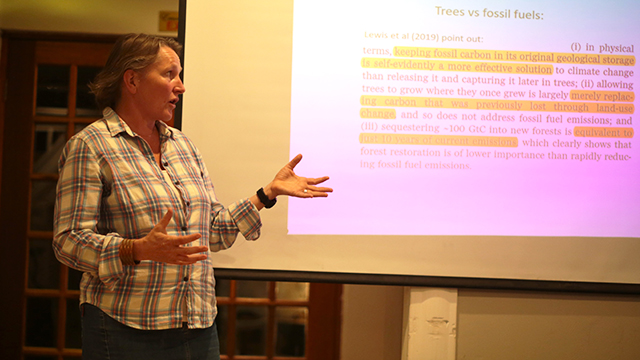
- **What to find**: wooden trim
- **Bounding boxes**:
[23,346,82,357]
[33,115,99,122]
[227,280,238,359]
[0,33,8,199]
[217,298,308,307]
[25,288,81,297]
[0,29,121,43]
[215,268,640,295]
[266,282,276,359]
[29,174,59,181]
[0,36,36,360]
[68,66,78,118]
[307,283,342,360]
[174,0,187,130]
[35,41,113,66]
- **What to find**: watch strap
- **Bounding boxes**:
[256,188,277,208]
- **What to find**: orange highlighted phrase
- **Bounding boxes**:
[361,58,553,75]
[360,108,396,119]
[392,47,636,66]
[359,133,518,147]
[570,90,634,102]
[574,127,634,138]
[360,96,635,114]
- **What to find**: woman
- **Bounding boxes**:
[53,33,331,360]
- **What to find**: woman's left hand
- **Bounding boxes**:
[267,154,332,199]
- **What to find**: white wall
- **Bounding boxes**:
[456,289,640,360]
[3,3,639,360]
[341,286,640,360]
[341,285,404,360]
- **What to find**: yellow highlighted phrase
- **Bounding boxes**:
[360,108,396,119]
[392,47,636,66]
[362,58,553,75]
[574,126,634,138]
[359,133,518,147]
[360,96,635,114]
[570,90,634,102]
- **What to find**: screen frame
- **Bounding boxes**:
[176,0,640,295]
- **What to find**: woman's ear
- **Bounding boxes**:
[122,69,139,95]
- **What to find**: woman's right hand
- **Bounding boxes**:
[133,209,209,265]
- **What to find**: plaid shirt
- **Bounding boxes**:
[53,108,261,330]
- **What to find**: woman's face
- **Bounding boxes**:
[134,46,185,122]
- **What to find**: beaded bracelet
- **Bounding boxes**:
[119,239,139,266]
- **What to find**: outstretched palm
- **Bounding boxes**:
[271,154,332,198]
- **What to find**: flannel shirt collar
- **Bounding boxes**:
[102,107,175,141]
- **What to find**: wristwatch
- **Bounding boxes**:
[256,187,277,208]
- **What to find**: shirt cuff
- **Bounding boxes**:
[229,198,262,241]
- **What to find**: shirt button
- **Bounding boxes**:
[186,201,190,207]
[182,226,188,231]
[174,180,180,185]
[183,276,189,281]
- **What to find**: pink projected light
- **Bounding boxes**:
[288,1,639,238]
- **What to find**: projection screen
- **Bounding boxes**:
[180,0,640,290]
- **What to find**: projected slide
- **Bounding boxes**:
[289,1,639,237]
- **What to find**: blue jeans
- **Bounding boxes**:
[81,304,220,360]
